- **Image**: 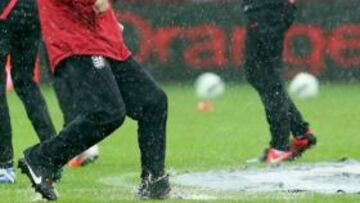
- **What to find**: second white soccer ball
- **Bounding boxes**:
[69,145,99,168]
[195,72,225,100]
[82,145,99,160]
[289,72,319,100]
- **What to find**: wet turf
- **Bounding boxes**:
[3,83,360,202]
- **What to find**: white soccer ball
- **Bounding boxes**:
[289,72,319,100]
[195,72,225,100]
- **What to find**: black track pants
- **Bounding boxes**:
[109,58,168,178]
[243,3,309,150]
[29,56,126,169]
[31,57,167,178]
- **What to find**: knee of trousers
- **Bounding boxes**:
[245,71,265,91]
[148,89,168,113]
[87,107,126,135]
[102,109,126,130]
[245,70,282,93]
[134,88,168,122]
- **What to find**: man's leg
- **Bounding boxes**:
[29,56,126,167]
[19,56,126,200]
[109,57,169,199]
[0,66,14,181]
[0,53,13,169]
[54,76,100,168]
[0,20,14,176]
[244,3,315,162]
[10,0,56,141]
[244,7,292,151]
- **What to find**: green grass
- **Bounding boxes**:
[1,83,360,202]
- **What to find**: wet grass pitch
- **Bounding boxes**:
[2,83,360,202]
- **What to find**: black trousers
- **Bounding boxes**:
[33,56,167,178]
[244,3,309,150]
[0,0,56,166]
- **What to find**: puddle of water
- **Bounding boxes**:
[174,159,360,194]
[97,159,360,200]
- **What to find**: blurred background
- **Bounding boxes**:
[4,1,360,201]
[111,0,359,82]
[22,0,357,83]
